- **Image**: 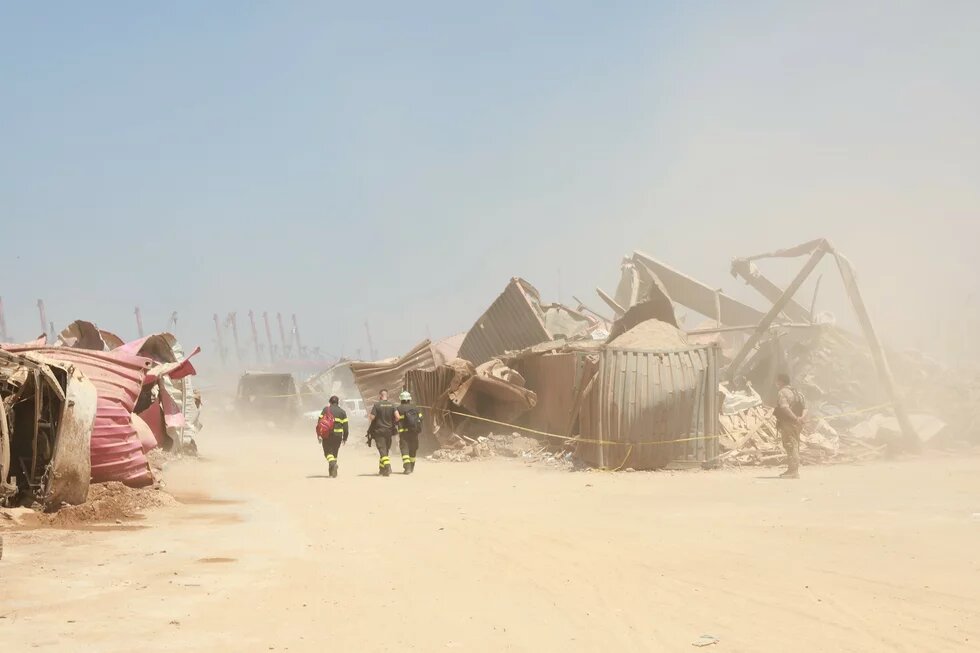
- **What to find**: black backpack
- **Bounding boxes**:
[402,406,421,432]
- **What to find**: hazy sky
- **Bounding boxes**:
[2,1,978,369]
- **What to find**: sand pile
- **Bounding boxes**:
[43,482,177,527]
[609,319,689,350]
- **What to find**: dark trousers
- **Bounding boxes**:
[399,431,420,466]
[321,435,342,462]
[779,423,801,473]
[374,434,393,469]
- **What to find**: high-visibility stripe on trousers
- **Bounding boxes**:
[325,454,336,462]
[379,456,390,468]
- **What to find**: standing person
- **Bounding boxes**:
[367,389,397,476]
[774,373,806,479]
[395,391,423,474]
[317,396,348,478]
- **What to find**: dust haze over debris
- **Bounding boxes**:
[1,2,978,366]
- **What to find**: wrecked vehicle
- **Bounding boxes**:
[1,349,97,509]
[235,372,301,426]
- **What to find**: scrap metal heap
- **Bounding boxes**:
[344,238,974,471]
[1,320,202,509]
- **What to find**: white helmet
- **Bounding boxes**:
[399,391,412,402]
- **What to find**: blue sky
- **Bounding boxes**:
[2,1,978,369]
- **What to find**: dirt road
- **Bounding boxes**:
[3,421,979,652]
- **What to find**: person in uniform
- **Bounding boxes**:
[367,389,397,476]
[775,373,806,479]
[318,395,348,478]
[394,391,423,475]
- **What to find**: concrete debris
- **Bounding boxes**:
[428,433,575,469]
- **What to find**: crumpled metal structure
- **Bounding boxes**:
[350,340,438,410]
[405,358,538,446]
[0,349,97,507]
[2,345,151,488]
[117,334,202,453]
[459,278,597,366]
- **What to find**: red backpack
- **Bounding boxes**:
[315,406,335,438]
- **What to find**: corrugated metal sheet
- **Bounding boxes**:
[579,344,719,470]
[458,278,552,366]
[5,345,155,487]
[351,340,437,410]
[404,366,459,447]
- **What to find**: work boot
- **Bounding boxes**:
[381,463,392,477]
[779,469,800,479]
[328,461,338,478]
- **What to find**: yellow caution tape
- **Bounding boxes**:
[242,392,892,449]
[415,401,895,449]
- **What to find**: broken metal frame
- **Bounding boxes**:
[725,239,918,446]
[730,258,813,323]
[629,252,767,326]
[0,350,68,502]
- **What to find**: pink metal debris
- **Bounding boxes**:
[2,344,155,487]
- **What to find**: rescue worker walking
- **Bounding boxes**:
[367,389,397,476]
[317,395,348,478]
[395,391,423,474]
[775,373,806,479]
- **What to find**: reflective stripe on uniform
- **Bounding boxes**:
[402,454,411,461]
[334,418,348,423]
[325,454,336,462]
[333,428,344,432]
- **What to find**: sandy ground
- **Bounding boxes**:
[2,418,979,652]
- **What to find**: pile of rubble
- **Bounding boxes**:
[1,481,177,529]
[429,432,576,469]
[717,404,888,467]
[304,238,974,472]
